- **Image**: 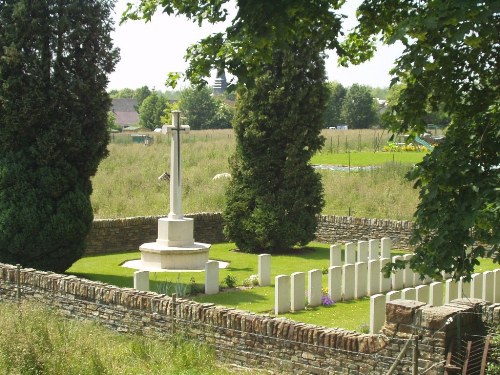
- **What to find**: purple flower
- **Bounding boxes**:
[321,294,335,306]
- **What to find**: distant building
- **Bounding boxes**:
[213,70,228,95]
[111,98,139,129]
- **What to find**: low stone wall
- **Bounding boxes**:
[1,262,497,374]
[85,213,414,255]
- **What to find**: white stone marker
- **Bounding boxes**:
[379,258,392,293]
[308,269,322,307]
[401,287,416,301]
[381,237,392,259]
[460,276,471,299]
[205,260,219,295]
[391,255,404,291]
[134,270,150,291]
[403,254,414,288]
[367,259,381,296]
[328,266,342,302]
[494,269,500,303]
[258,254,271,286]
[483,271,494,303]
[470,273,483,299]
[358,241,369,263]
[355,262,368,299]
[416,285,430,304]
[291,272,305,312]
[275,275,290,314]
[429,282,443,306]
[368,239,380,260]
[342,264,355,301]
[345,242,356,265]
[370,294,386,334]
[330,244,342,267]
[386,290,401,303]
[445,279,459,304]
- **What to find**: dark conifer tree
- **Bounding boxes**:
[0,0,118,272]
[224,40,327,253]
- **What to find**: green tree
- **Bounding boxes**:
[179,86,217,129]
[344,0,499,278]
[134,86,152,108]
[0,0,118,272]
[341,84,378,129]
[179,87,233,129]
[139,92,170,130]
[224,40,327,253]
[323,81,347,128]
[123,0,344,253]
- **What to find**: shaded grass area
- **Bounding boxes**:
[0,301,245,375]
[69,243,499,331]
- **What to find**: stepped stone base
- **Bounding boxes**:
[140,242,210,270]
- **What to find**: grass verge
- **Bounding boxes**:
[0,301,244,375]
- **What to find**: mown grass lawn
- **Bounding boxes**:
[67,243,499,331]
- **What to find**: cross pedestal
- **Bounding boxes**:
[139,111,210,270]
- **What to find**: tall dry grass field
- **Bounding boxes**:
[92,129,418,220]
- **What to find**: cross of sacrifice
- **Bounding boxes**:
[164,110,190,219]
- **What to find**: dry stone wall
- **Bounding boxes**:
[1,262,497,374]
[85,213,414,255]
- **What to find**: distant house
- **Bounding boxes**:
[111,98,139,130]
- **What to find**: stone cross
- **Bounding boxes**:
[163,110,190,219]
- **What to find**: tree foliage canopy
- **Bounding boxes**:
[344,0,499,279]
[0,0,118,272]
[341,84,378,129]
[123,0,345,253]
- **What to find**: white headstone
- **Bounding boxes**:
[358,241,369,263]
[328,266,342,302]
[134,270,150,291]
[367,259,381,296]
[401,287,416,301]
[291,272,305,312]
[355,262,368,299]
[381,237,392,259]
[258,254,271,286]
[403,254,414,288]
[470,273,483,299]
[205,260,219,295]
[342,264,355,301]
[483,271,494,303]
[429,282,443,306]
[445,279,459,304]
[308,269,322,307]
[345,242,356,265]
[391,255,404,291]
[330,244,342,267]
[368,239,380,260]
[379,258,392,293]
[494,269,500,303]
[386,290,401,303]
[275,275,290,314]
[370,294,386,334]
[416,285,429,304]
[460,276,471,299]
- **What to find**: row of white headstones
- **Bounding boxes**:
[134,238,500,334]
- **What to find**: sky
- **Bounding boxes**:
[108,0,404,91]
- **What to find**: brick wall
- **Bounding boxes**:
[1,263,497,374]
[85,213,414,255]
